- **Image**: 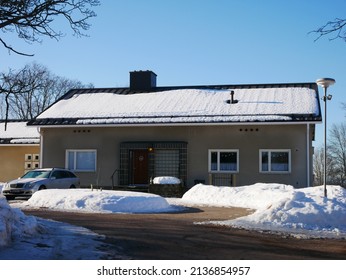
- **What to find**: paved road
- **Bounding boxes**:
[23,206,346,260]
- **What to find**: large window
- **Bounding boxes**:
[66,150,97,172]
[209,149,239,173]
[260,149,291,173]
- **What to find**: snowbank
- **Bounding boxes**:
[27,189,179,213]
[0,196,38,247]
[183,183,346,238]
[182,183,294,209]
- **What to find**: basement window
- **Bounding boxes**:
[66,149,97,172]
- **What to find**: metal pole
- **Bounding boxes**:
[323,87,327,198]
[316,77,335,198]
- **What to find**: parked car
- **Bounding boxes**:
[1,168,80,200]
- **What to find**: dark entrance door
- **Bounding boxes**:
[132,149,149,185]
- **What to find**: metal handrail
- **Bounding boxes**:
[110,169,119,190]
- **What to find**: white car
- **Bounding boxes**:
[2,168,80,200]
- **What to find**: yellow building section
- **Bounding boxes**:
[0,145,40,182]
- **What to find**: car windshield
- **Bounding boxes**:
[22,170,51,179]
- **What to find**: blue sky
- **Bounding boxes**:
[1,0,346,147]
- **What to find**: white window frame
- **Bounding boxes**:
[259,149,291,173]
[66,149,97,172]
[208,149,239,173]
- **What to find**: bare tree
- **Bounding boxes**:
[313,146,334,186]
[0,0,100,56]
[311,18,346,42]
[0,67,30,129]
[329,123,346,187]
[0,62,93,121]
[313,147,324,186]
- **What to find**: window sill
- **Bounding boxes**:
[209,171,239,174]
[260,171,291,174]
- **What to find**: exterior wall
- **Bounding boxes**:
[40,124,313,188]
[0,145,40,182]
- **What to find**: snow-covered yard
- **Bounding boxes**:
[0,183,346,259]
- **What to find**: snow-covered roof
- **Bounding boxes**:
[0,121,40,145]
[30,83,321,126]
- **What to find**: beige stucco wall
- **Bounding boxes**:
[0,145,40,182]
[40,124,314,188]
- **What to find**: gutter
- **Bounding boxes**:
[28,120,322,129]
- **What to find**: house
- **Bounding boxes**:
[0,120,40,182]
[28,71,321,189]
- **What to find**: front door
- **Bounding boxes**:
[132,149,149,185]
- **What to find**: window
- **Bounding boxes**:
[51,170,65,179]
[154,149,180,178]
[209,150,239,172]
[25,154,32,161]
[260,149,291,173]
[66,150,97,172]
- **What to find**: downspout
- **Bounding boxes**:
[38,127,44,168]
[306,123,310,187]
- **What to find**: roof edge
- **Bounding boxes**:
[63,81,318,94]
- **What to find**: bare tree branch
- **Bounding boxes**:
[0,37,34,56]
[311,18,346,42]
[342,102,346,117]
[0,0,100,56]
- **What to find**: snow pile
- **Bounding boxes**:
[153,176,181,184]
[182,183,346,238]
[182,183,294,209]
[27,189,179,213]
[0,196,38,247]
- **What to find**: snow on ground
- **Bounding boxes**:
[0,217,115,260]
[0,189,183,259]
[25,189,181,213]
[1,183,346,259]
[182,183,346,238]
[0,194,117,259]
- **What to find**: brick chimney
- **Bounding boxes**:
[130,70,157,91]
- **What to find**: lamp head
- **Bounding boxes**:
[316,78,336,88]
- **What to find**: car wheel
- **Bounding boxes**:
[5,195,15,200]
[38,186,46,190]
[69,185,76,189]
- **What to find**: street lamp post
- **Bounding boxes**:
[316,78,335,198]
